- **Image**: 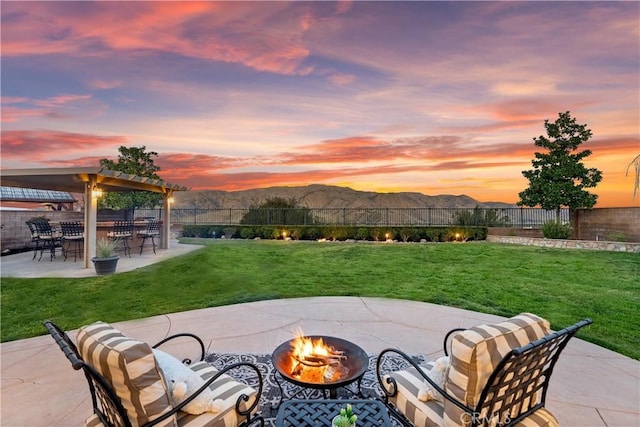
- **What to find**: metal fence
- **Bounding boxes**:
[134,207,570,228]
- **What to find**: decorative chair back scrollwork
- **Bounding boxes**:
[44,320,264,427]
[31,219,61,261]
[60,221,85,262]
[376,315,592,427]
[107,220,135,257]
[25,220,42,260]
[44,321,131,427]
[137,219,161,255]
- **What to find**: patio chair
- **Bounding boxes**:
[376,314,592,427]
[60,221,85,262]
[44,320,264,427]
[31,219,62,261]
[107,220,134,257]
[25,220,43,260]
[138,219,161,255]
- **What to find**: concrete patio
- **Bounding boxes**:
[1,243,638,426]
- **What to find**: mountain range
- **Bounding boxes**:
[173,184,516,209]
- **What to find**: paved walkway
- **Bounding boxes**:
[1,243,639,426]
[2,298,639,426]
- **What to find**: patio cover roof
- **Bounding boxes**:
[0,167,188,194]
[0,167,189,269]
[1,186,76,203]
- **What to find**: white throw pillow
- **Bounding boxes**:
[152,349,224,415]
[418,356,450,403]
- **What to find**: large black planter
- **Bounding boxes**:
[91,255,120,275]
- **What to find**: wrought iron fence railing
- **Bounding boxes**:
[132,207,570,228]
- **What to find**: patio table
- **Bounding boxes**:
[275,399,392,426]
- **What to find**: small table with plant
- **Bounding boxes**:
[275,400,392,427]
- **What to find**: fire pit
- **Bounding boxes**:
[272,335,369,404]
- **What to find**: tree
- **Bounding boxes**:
[453,206,511,227]
[99,146,163,210]
[240,197,314,225]
[626,154,640,200]
[518,111,602,221]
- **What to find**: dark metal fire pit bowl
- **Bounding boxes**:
[272,335,369,405]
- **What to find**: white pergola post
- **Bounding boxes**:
[161,191,172,249]
[83,176,98,268]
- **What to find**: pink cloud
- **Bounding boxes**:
[1,2,320,76]
[88,79,122,90]
[32,94,92,108]
[1,94,100,123]
[0,130,126,161]
[1,107,44,123]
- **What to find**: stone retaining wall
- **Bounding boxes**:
[487,235,640,253]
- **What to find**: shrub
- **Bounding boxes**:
[608,231,627,242]
[542,220,572,239]
[240,197,314,225]
[355,227,370,241]
[223,227,237,238]
[240,227,256,239]
[182,225,218,238]
[424,228,443,242]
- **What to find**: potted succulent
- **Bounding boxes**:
[332,403,357,427]
[91,238,120,275]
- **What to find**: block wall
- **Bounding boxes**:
[1,211,84,253]
[572,207,639,243]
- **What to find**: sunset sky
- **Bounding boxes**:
[1,1,638,207]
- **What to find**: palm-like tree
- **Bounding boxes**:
[626,154,640,199]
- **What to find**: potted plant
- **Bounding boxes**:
[91,238,120,275]
[332,403,357,427]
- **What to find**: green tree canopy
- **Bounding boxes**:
[240,197,314,225]
[454,206,511,227]
[518,111,602,220]
[99,146,163,210]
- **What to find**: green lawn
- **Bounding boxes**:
[2,240,638,359]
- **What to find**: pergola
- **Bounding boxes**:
[0,167,189,268]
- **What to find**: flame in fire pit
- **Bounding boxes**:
[289,331,348,383]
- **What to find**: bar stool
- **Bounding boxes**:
[33,219,62,261]
[107,220,134,257]
[137,219,161,254]
[60,221,84,262]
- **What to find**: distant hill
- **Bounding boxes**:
[173,184,516,209]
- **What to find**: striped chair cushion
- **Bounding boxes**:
[84,414,105,427]
[512,408,558,427]
[76,322,176,427]
[443,313,551,427]
[382,361,444,427]
[175,361,259,427]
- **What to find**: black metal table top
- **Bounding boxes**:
[275,399,392,427]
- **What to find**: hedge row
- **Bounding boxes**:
[181,225,488,242]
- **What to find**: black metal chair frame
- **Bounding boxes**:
[31,219,61,261]
[44,320,265,427]
[25,220,42,260]
[109,220,134,258]
[138,219,161,255]
[60,221,85,262]
[376,319,592,427]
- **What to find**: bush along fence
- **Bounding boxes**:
[181,224,488,242]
